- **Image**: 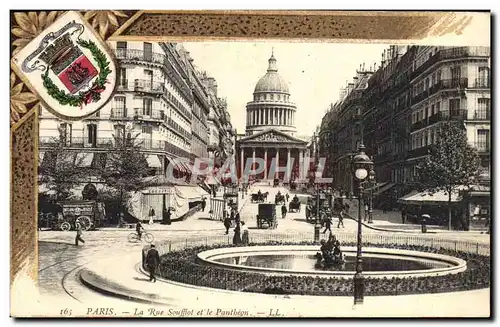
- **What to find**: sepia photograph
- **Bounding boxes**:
[9,9,491,318]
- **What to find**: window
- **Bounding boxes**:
[59,123,72,146]
[449,99,460,114]
[431,104,435,116]
[116,41,127,58]
[118,68,127,87]
[143,42,152,61]
[142,126,152,149]
[144,69,153,86]
[87,124,97,147]
[476,98,490,119]
[451,66,462,81]
[477,67,490,87]
[143,98,152,116]
[113,96,126,118]
[114,125,125,140]
[436,101,441,112]
[477,129,490,151]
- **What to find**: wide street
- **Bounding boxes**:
[33,182,490,317]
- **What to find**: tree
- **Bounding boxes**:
[99,126,150,217]
[416,121,481,230]
[38,137,86,201]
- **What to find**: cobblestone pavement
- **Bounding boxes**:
[37,183,490,306]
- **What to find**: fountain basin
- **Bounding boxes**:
[197,245,466,279]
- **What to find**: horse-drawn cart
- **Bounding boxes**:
[251,192,268,203]
[55,200,103,231]
[289,198,301,212]
[257,203,278,229]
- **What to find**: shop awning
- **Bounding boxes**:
[167,156,187,173]
[146,154,162,168]
[175,185,203,202]
[373,183,396,195]
[181,161,193,174]
[75,152,94,168]
[398,189,462,206]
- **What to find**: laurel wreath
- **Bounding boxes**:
[41,39,112,107]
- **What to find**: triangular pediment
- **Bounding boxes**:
[239,128,308,144]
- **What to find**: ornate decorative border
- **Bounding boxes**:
[9,9,487,292]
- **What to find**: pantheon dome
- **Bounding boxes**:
[245,52,297,136]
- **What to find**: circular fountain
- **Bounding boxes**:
[197,245,466,278]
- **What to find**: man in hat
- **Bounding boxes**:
[146,244,160,282]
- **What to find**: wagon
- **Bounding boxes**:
[289,199,301,213]
[257,203,278,229]
[251,192,268,203]
[275,194,285,205]
[55,200,104,231]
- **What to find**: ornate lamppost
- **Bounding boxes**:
[352,142,374,305]
[368,166,375,224]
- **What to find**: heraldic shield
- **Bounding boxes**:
[12,11,116,119]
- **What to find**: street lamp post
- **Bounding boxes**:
[351,143,374,305]
[368,167,375,224]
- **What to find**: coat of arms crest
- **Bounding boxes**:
[12,11,116,119]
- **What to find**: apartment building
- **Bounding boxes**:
[318,46,490,211]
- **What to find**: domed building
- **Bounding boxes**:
[236,51,309,182]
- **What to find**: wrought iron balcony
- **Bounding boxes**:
[133,79,165,94]
[472,110,491,120]
[473,78,490,88]
[408,145,432,158]
[110,108,130,119]
[115,48,166,65]
[134,109,164,122]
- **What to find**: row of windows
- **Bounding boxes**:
[253,93,290,102]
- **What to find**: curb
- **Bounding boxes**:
[79,268,174,306]
[343,214,436,234]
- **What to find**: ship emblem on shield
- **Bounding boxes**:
[12,11,116,119]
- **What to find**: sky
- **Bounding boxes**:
[183,41,389,137]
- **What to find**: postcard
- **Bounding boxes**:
[10,10,491,318]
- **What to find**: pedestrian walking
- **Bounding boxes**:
[281,204,287,219]
[148,206,155,225]
[146,244,160,282]
[162,208,171,225]
[338,208,345,228]
[233,222,242,245]
[364,204,369,222]
[285,193,290,202]
[75,224,85,246]
[201,197,207,212]
[235,212,241,225]
[323,216,332,234]
[223,216,232,234]
[241,221,249,245]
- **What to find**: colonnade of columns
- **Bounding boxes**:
[239,146,309,180]
[247,107,295,126]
